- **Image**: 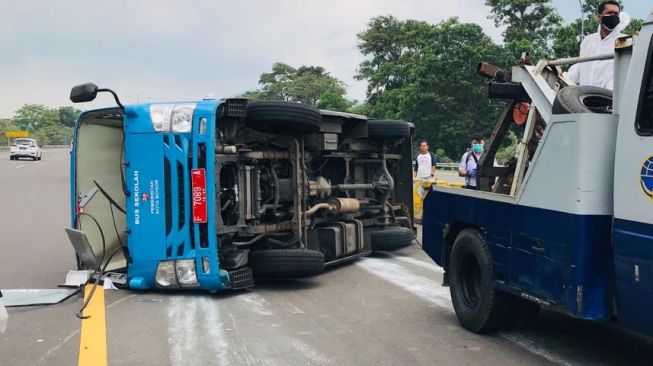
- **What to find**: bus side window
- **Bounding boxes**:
[636,35,653,136]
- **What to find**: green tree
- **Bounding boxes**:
[9,104,75,144]
[485,0,562,61]
[247,63,352,111]
[11,104,58,131]
[356,16,512,158]
[58,106,81,128]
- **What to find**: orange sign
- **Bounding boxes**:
[5,131,28,138]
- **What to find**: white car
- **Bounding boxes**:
[9,138,42,161]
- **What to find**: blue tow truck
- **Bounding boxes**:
[422,9,653,337]
[67,86,415,292]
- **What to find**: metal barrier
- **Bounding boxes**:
[436,163,458,170]
[412,161,458,171]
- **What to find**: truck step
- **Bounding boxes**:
[228,267,255,289]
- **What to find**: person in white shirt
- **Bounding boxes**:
[567,1,631,90]
[414,140,437,197]
[414,140,437,180]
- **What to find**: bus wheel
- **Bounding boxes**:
[449,228,510,333]
[370,226,415,251]
[249,249,325,278]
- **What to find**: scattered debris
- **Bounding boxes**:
[0,290,7,334]
[1,289,79,307]
[63,270,93,288]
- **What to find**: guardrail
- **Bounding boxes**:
[436,163,458,171]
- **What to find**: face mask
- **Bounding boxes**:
[472,144,484,153]
[601,14,620,31]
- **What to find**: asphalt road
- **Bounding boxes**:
[1,149,652,365]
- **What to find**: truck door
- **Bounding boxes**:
[612,23,653,336]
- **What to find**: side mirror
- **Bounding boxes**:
[70,83,99,103]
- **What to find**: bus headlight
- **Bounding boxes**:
[175,259,199,287]
[155,261,176,287]
[149,103,195,133]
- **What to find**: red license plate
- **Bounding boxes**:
[191,168,208,223]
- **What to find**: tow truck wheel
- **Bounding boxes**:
[249,249,325,278]
[552,86,612,114]
[449,228,510,333]
[245,101,322,135]
[367,120,414,140]
[370,226,415,251]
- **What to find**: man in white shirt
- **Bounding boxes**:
[414,140,437,180]
[414,140,437,197]
[567,1,631,90]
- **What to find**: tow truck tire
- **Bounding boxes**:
[449,228,511,333]
[367,120,414,140]
[370,226,415,251]
[552,86,613,114]
[245,101,322,135]
[249,249,325,278]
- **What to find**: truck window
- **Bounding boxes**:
[636,35,653,136]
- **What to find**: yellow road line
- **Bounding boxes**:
[78,284,107,366]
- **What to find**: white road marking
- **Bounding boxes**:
[15,165,24,169]
[167,296,230,366]
[284,300,305,314]
[238,292,274,316]
[200,297,230,366]
[357,257,453,311]
[289,338,332,365]
[357,256,583,366]
[499,333,577,366]
[388,254,443,273]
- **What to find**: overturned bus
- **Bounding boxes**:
[67,84,415,292]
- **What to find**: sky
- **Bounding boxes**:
[0,1,650,118]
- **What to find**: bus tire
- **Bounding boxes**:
[367,120,414,140]
[245,101,322,134]
[370,226,415,251]
[249,249,325,278]
[449,228,510,333]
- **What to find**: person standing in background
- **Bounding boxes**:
[414,140,437,180]
[459,134,484,190]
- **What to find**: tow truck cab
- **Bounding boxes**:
[422,10,653,336]
[71,90,415,292]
